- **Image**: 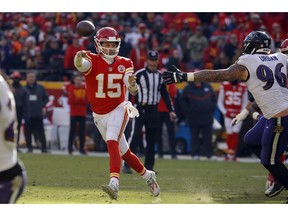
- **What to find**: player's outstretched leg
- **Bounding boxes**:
[145,170,160,197]
[102,140,121,200]
[121,149,160,196]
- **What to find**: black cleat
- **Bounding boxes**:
[265,180,285,197]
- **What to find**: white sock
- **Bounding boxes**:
[109,177,119,187]
[141,170,151,180]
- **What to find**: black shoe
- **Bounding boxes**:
[41,149,50,153]
[68,151,73,155]
[171,155,177,159]
[122,166,132,174]
[265,180,285,197]
[137,153,144,157]
[17,148,23,153]
[158,154,163,159]
[79,150,87,155]
[27,148,33,153]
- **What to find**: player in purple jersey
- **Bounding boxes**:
[0,71,26,203]
[231,38,288,198]
[163,31,288,203]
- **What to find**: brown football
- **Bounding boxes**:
[76,20,95,37]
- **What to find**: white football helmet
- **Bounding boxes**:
[94,27,121,60]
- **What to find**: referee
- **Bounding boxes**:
[123,50,176,173]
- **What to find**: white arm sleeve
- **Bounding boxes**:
[123,72,131,87]
[217,86,226,115]
[74,56,92,73]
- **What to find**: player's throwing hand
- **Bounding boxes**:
[74,50,91,67]
[76,50,91,58]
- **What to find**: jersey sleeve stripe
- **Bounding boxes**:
[125,67,134,73]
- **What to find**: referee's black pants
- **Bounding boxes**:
[15,106,24,149]
[157,111,176,157]
[127,105,159,170]
[24,117,47,152]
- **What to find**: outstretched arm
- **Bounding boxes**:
[163,64,249,84]
[192,64,249,82]
[74,50,92,73]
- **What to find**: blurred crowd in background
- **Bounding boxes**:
[1,12,287,80]
[1,12,288,158]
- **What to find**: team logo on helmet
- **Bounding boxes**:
[118,65,125,73]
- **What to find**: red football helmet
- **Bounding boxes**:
[94,27,121,59]
[280,38,288,54]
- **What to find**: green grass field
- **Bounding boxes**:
[17,152,287,204]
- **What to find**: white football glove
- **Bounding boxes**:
[231,109,249,126]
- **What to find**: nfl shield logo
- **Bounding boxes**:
[118,65,125,73]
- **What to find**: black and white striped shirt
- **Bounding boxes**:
[134,67,174,111]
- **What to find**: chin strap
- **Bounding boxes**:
[101,55,115,64]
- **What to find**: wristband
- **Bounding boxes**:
[187,73,194,81]
[252,112,260,120]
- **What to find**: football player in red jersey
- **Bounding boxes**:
[73,27,160,200]
[217,80,248,161]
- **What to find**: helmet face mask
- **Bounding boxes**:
[242,31,271,55]
[94,27,121,60]
[99,42,119,57]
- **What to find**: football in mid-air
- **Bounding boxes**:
[76,20,95,37]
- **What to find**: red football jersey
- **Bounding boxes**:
[222,82,247,118]
[83,53,133,114]
[67,85,87,117]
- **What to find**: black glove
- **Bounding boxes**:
[162,65,187,84]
